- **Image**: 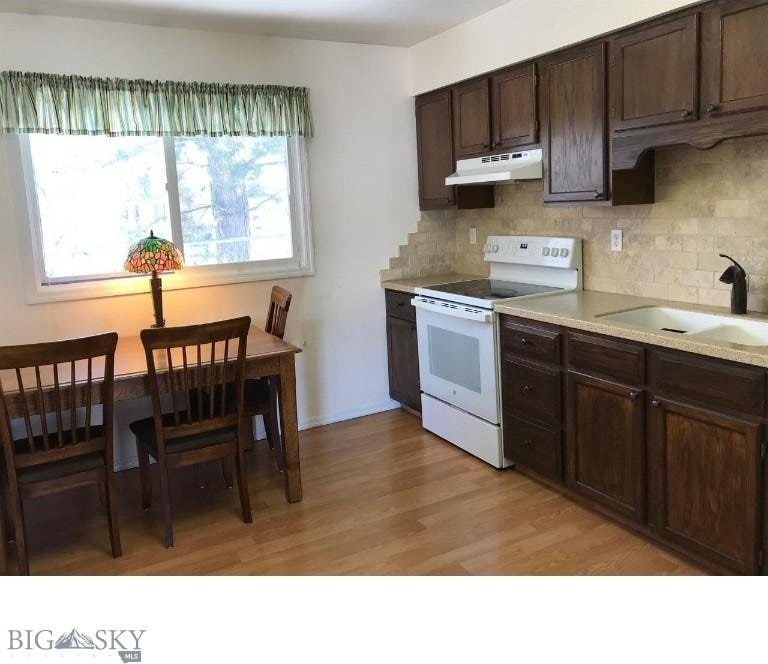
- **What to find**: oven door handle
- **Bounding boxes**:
[411,297,494,323]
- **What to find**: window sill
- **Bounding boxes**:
[24,263,315,305]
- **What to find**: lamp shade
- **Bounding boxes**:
[124,230,184,274]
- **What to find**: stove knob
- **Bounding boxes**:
[542,247,550,256]
[550,248,560,257]
[560,248,570,258]
[492,244,500,253]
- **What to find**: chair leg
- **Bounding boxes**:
[234,449,252,524]
[104,469,122,559]
[0,502,6,576]
[9,490,29,576]
[137,443,152,511]
[1,482,13,543]
[157,455,174,549]
[263,411,285,472]
[265,379,285,471]
[221,458,234,489]
[244,415,255,452]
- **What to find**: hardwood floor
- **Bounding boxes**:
[7,409,701,575]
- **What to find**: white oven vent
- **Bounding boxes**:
[445,149,542,186]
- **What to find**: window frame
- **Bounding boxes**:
[15,133,314,304]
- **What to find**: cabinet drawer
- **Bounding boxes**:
[504,414,562,481]
[500,317,561,364]
[502,356,562,425]
[385,289,416,322]
[567,332,645,385]
[650,350,765,418]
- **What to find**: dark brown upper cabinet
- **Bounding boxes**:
[541,42,608,203]
[610,14,700,133]
[490,63,538,150]
[702,0,768,117]
[415,89,455,209]
[452,78,491,158]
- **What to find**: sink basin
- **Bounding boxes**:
[597,306,768,347]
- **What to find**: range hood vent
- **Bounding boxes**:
[445,148,543,186]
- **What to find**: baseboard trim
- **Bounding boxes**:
[114,399,402,472]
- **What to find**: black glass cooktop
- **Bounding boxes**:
[426,279,561,300]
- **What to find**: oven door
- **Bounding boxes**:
[412,296,500,424]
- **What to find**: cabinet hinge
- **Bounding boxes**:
[759,549,764,568]
[533,73,538,87]
[762,441,767,459]
[610,55,616,67]
[610,106,616,120]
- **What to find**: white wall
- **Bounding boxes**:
[0,13,419,467]
[409,0,699,94]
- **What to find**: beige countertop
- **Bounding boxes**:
[494,290,768,368]
[381,273,483,295]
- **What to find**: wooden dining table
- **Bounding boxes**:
[1,327,303,503]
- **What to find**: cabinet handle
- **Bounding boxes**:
[651,399,661,408]
[706,103,718,113]
[521,385,532,394]
[493,141,501,148]
[520,337,529,345]
[522,439,533,446]
[681,109,692,119]
[629,391,640,400]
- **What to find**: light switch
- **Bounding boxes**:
[469,227,477,245]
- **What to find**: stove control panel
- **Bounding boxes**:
[483,236,581,269]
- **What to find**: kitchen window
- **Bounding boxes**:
[17,133,313,302]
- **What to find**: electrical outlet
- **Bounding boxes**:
[611,229,623,252]
[469,227,477,245]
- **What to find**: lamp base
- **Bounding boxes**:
[150,271,165,328]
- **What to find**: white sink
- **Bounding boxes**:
[598,306,768,347]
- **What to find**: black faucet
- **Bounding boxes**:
[718,254,747,315]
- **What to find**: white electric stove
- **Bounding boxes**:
[412,236,582,468]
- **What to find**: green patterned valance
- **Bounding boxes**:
[0,71,313,138]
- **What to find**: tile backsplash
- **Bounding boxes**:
[382,135,768,313]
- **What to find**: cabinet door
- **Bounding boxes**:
[452,78,491,158]
[415,90,455,210]
[702,0,768,117]
[541,42,608,203]
[566,372,645,520]
[648,398,762,574]
[386,315,421,412]
[491,63,538,151]
[610,14,699,132]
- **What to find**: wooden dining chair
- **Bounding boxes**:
[129,316,252,549]
[243,286,292,470]
[0,333,121,575]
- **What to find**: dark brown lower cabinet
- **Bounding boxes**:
[647,397,763,575]
[566,372,645,521]
[385,313,421,412]
[500,313,767,574]
[504,413,562,481]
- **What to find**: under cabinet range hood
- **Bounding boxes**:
[445,149,543,186]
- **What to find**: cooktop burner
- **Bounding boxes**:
[426,279,562,301]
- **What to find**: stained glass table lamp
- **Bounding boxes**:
[124,231,184,328]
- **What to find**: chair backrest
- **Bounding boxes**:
[0,333,118,472]
[140,317,251,448]
[265,286,292,339]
